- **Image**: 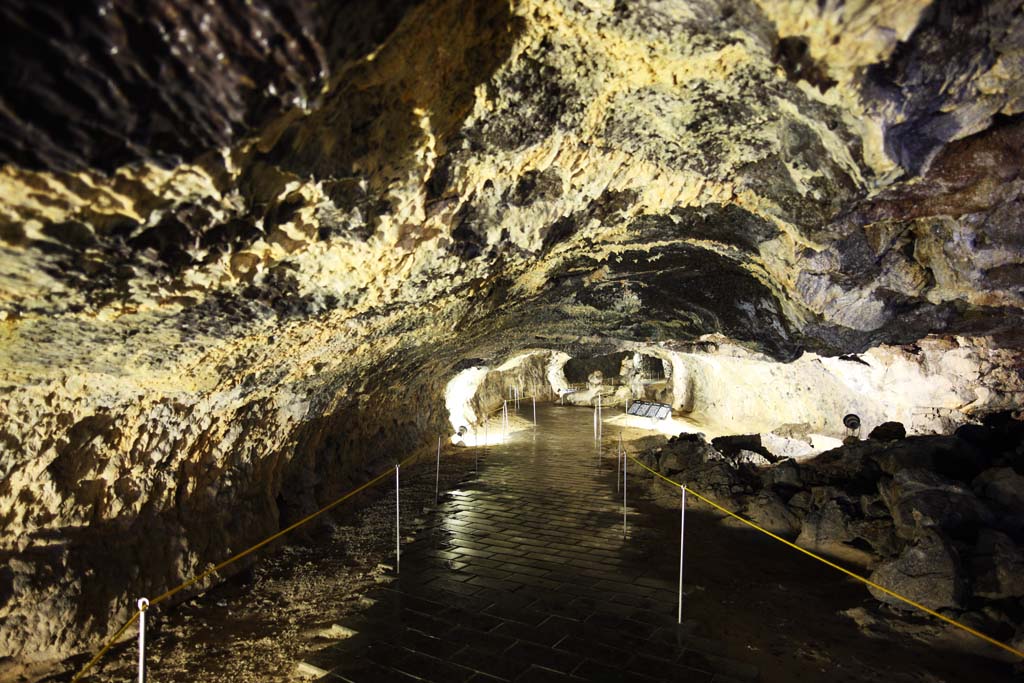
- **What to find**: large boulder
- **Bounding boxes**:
[878,468,992,541]
[762,458,803,493]
[796,498,876,566]
[658,433,720,474]
[712,434,777,464]
[640,435,751,508]
[684,461,751,509]
[868,421,906,441]
[736,449,771,467]
[868,530,965,611]
[869,435,987,483]
[973,467,1024,512]
[798,443,883,495]
[980,412,1024,460]
[954,423,1001,452]
[847,518,902,558]
[786,490,812,514]
[970,529,1024,600]
[761,431,816,461]
[743,491,801,537]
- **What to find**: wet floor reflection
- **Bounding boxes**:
[302,404,757,683]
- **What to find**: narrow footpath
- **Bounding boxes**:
[301,405,758,682]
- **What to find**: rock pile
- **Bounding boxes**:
[638,413,1024,644]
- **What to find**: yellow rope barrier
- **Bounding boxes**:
[625,453,1024,660]
[72,452,421,682]
[70,610,142,683]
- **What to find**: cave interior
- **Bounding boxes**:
[1,0,1024,681]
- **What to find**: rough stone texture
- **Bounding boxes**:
[868,530,965,611]
[878,468,993,541]
[639,422,1024,622]
[869,421,907,441]
[653,337,1024,439]
[744,490,801,536]
[1,0,1024,665]
[794,494,888,567]
[974,467,1024,512]
[971,529,1024,600]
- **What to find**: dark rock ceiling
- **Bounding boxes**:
[0,0,1023,663]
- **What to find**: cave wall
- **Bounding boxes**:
[660,336,1024,438]
[0,314,457,661]
[1,0,1022,664]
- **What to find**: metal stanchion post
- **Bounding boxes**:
[435,436,441,505]
[137,598,149,683]
[623,455,628,538]
[395,465,401,574]
[679,485,687,625]
[532,396,536,426]
[616,439,621,492]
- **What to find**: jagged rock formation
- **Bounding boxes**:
[637,415,1024,640]
[1,0,1023,666]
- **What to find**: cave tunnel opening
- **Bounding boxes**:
[443,341,1009,462]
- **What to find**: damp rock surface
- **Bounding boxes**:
[1,0,1023,667]
[637,417,1024,643]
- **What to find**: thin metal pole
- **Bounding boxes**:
[679,485,687,624]
[435,436,441,505]
[395,465,400,574]
[623,454,627,538]
[532,397,536,426]
[616,439,621,492]
[137,598,149,683]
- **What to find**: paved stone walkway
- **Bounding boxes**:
[302,408,758,682]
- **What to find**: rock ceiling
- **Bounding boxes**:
[1,0,1023,663]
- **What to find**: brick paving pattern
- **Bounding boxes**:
[303,408,758,682]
